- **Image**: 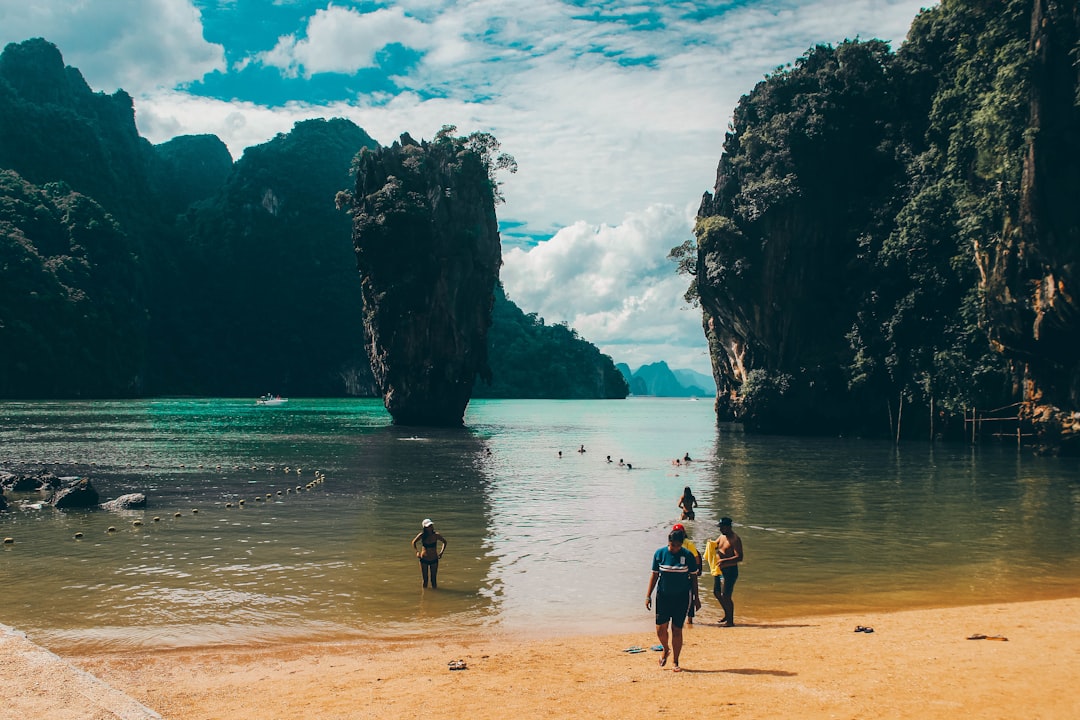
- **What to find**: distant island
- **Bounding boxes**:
[616,362,715,398]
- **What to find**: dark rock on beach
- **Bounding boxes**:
[50,478,100,509]
[0,471,60,493]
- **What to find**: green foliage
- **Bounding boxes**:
[477,284,629,399]
[693,1,1039,438]
[0,169,145,396]
[434,124,518,203]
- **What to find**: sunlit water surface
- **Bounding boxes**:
[1,398,1078,653]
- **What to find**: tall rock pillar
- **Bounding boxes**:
[345,131,502,426]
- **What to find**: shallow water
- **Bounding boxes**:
[1,397,1078,653]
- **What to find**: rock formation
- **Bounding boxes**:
[99,493,147,511]
[974,0,1080,453]
[345,130,503,426]
[50,478,99,509]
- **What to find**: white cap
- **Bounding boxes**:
[422,518,433,527]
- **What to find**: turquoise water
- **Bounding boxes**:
[1,397,1078,653]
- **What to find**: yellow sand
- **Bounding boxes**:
[29,596,1077,719]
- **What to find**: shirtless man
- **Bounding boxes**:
[714,517,743,626]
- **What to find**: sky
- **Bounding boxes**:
[0,0,933,375]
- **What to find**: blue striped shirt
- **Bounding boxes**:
[652,546,697,595]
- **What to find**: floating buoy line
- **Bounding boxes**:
[0,460,331,543]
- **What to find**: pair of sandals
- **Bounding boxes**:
[854,625,874,633]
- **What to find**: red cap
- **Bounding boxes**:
[672,524,685,532]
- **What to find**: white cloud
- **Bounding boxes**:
[3,0,935,373]
[0,0,224,94]
[500,203,709,372]
[256,6,432,78]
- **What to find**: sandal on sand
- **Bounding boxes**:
[623,646,645,653]
[650,645,664,651]
[967,634,1008,641]
[448,660,468,670]
[855,626,874,633]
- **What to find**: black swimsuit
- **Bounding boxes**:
[419,537,439,564]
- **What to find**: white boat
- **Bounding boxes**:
[256,394,288,406]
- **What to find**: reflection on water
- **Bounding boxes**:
[1,397,1078,653]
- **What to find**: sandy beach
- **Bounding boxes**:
[5,596,1075,719]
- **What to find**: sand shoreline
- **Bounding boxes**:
[7,595,1069,719]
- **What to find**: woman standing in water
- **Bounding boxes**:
[678,486,698,520]
[411,518,447,588]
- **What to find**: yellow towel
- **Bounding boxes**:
[703,539,721,576]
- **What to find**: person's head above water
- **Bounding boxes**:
[718,517,732,528]
[422,518,433,528]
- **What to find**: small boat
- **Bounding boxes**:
[256,394,288,406]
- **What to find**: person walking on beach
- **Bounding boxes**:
[714,517,743,626]
[411,518,447,589]
[672,523,702,625]
[678,486,697,520]
[646,527,700,671]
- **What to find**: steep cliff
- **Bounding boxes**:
[695,40,910,434]
[346,130,503,425]
[690,0,1080,447]
[975,0,1080,451]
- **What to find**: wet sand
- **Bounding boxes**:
[16,596,1074,720]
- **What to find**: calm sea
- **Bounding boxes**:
[1,398,1078,653]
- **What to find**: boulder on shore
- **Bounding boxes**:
[99,493,147,511]
[50,478,99,509]
[0,471,60,493]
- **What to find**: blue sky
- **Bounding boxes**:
[0,0,933,375]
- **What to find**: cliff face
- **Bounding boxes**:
[691,2,1080,447]
[348,132,502,425]
[694,41,906,434]
[975,0,1080,451]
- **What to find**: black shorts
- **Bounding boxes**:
[713,565,738,596]
[655,591,690,628]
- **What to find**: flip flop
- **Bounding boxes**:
[448,660,468,670]
[855,626,874,633]
[659,650,669,667]
[623,646,645,653]
[672,664,682,673]
[650,645,664,651]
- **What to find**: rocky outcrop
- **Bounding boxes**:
[99,493,147,511]
[50,478,99,509]
[0,471,60,493]
[974,1,1080,454]
[346,131,502,425]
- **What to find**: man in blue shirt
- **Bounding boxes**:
[645,527,700,671]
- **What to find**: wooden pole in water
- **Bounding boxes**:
[896,391,903,444]
[930,396,935,443]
